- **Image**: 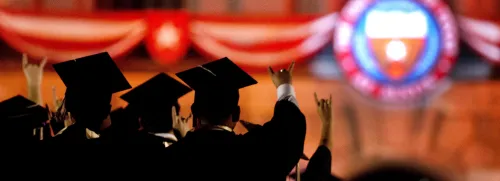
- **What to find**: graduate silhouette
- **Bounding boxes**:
[50,52,131,144]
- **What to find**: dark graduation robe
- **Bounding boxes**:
[289,145,342,181]
[46,124,97,144]
[163,99,306,181]
[96,124,135,144]
[49,117,66,136]
[37,124,108,173]
[42,123,103,160]
[133,130,177,148]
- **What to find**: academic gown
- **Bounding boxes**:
[289,145,342,181]
[36,128,98,173]
[2,117,45,146]
[42,124,103,161]
[47,124,100,144]
[135,130,178,149]
[163,99,306,181]
[42,123,53,140]
[2,129,40,146]
[90,130,177,177]
[94,124,130,142]
[50,118,65,136]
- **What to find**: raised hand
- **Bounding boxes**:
[172,106,191,138]
[315,93,333,147]
[22,53,47,85]
[54,98,69,124]
[65,112,74,127]
[314,92,332,124]
[52,86,64,110]
[267,60,295,88]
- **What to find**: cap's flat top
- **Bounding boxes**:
[53,52,131,94]
[120,73,192,107]
[176,57,257,91]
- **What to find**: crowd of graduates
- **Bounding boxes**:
[0,52,450,181]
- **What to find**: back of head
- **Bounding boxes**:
[120,73,191,133]
[140,101,181,133]
[53,52,131,130]
[347,163,448,181]
[176,57,257,126]
[64,88,112,124]
[191,88,240,125]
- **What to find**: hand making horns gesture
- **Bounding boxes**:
[314,92,332,125]
[22,53,47,85]
[267,61,295,88]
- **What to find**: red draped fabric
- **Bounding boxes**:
[145,11,190,64]
[2,1,500,67]
[0,9,190,64]
[189,14,337,68]
[0,9,336,68]
[455,0,500,64]
[0,10,147,62]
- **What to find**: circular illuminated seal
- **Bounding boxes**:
[334,0,458,103]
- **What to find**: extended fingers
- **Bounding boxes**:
[267,66,274,75]
[329,94,332,105]
[320,99,331,109]
[40,57,48,68]
[52,86,58,107]
[22,53,28,68]
[288,60,295,72]
[185,113,193,123]
[314,92,320,106]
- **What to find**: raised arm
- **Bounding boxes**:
[303,94,341,181]
[22,53,47,105]
[315,93,332,148]
[241,61,306,177]
[277,83,298,107]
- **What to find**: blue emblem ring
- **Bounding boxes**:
[334,0,459,103]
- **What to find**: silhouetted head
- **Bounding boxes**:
[53,52,131,132]
[64,88,112,131]
[120,73,192,133]
[191,89,241,127]
[140,101,181,133]
[176,57,257,129]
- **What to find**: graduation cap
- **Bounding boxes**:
[176,57,257,115]
[120,73,192,109]
[0,95,49,129]
[53,52,131,94]
[240,120,309,160]
[176,57,257,91]
[120,73,191,132]
[0,95,37,114]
